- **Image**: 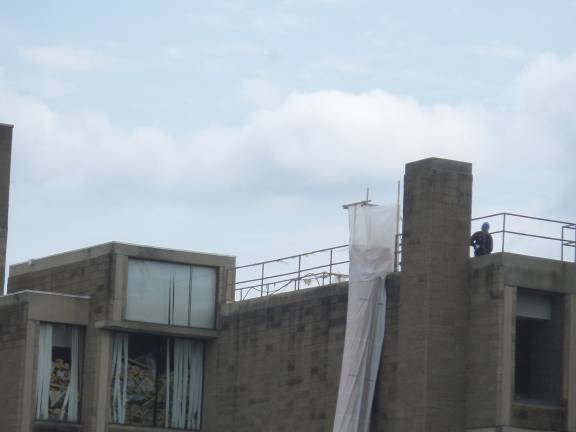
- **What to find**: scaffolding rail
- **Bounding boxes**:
[231,212,574,301]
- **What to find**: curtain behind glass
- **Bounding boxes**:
[111,333,129,424]
[125,259,216,328]
[189,267,217,328]
[60,326,82,422]
[36,323,53,420]
[166,338,204,430]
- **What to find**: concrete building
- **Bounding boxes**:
[0,124,575,432]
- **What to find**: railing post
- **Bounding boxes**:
[297,255,301,290]
[329,249,333,285]
[562,226,565,262]
[502,213,507,253]
[260,263,265,297]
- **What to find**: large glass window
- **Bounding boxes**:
[125,259,217,328]
[514,289,564,403]
[110,332,204,430]
[36,323,84,422]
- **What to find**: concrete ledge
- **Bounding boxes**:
[0,290,90,325]
[471,252,576,293]
[467,427,558,432]
[33,421,83,431]
[11,242,235,276]
[108,424,188,432]
[94,319,219,339]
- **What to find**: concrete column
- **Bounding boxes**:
[396,158,473,432]
[0,124,13,292]
[566,294,576,432]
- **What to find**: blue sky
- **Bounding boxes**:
[1,0,575,273]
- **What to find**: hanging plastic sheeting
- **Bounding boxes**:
[60,326,82,422]
[36,323,53,420]
[111,333,129,424]
[166,338,204,430]
[332,204,397,432]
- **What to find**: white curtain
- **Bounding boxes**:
[36,323,53,420]
[60,326,82,421]
[187,340,204,430]
[166,338,204,429]
[332,204,397,432]
[111,333,129,424]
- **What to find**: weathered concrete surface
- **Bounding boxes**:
[7,242,234,432]
[396,158,473,432]
[472,252,576,294]
[203,274,400,432]
[0,300,27,432]
[0,123,12,292]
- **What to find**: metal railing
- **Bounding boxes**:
[471,213,575,262]
[231,212,575,301]
[231,244,350,301]
[231,234,403,301]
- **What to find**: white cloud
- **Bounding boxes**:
[3,53,576,195]
[2,52,576,267]
[18,45,112,71]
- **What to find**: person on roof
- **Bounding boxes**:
[471,222,493,256]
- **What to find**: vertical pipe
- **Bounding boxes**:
[502,213,507,253]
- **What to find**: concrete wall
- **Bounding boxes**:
[469,253,575,432]
[0,301,28,432]
[203,275,400,432]
[6,243,234,432]
[0,123,13,291]
[467,260,512,428]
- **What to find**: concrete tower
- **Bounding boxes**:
[0,124,13,291]
[396,158,473,432]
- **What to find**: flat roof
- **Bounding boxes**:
[10,241,235,276]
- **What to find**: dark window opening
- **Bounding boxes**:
[35,323,84,423]
[514,290,564,405]
[110,332,204,430]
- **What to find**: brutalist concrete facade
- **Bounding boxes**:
[1,150,575,432]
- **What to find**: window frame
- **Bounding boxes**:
[35,322,86,424]
[123,257,219,330]
[109,331,206,430]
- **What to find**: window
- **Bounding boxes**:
[36,323,84,422]
[110,332,204,430]
[125,259,217,329]
[514,289,564,403]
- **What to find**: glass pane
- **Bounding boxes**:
[42,324,83,422]
[190,266,217,328]
[124,333,163,427]
[171,264,192,326]
[517,289,551,320]
[126,260,171,325]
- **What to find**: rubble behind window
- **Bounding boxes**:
[36,323,84,422]
[111,332,204,430]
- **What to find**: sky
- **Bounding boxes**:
[1,0,575,278]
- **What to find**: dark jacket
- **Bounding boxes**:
[471,230,493,256]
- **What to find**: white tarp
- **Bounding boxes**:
[332,204,397,432]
